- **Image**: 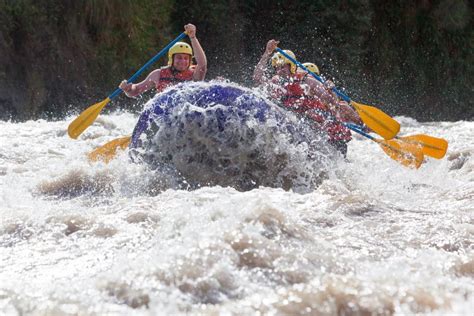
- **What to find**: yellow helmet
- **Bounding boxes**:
[302,62,320,75]
[271,50,297,74]
[167,42,193,66]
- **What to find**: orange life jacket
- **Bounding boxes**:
[155,66,195,93]
[271,73,352,142]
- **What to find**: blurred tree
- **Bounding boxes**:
[0,0,471,121]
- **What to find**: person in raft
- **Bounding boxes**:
[299,61,370,133]
[253,39,363,156]
[119,23,207,97]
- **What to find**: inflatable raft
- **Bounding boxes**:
[129,82,338,192]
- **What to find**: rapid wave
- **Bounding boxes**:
[128,81,340,193]
[0,81,472,315]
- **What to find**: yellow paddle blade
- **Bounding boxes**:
[68,97,111,139]
[376,138,424,169]
[88,136,131,163]
[351,101,400,140]
[397,134,448,159]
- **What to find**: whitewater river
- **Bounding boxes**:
[0,92,473,314]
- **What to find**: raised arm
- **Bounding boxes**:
[253,39,279,85]
[119,69,160,98]
[185,24,207,81]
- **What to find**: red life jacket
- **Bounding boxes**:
[155,66,195,93]
[271,73,352,142]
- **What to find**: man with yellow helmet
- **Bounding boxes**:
[119,23,207,97]
[253,39,361,156]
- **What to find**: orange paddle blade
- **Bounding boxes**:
[397,134,448,159]
[351,101,400,140]
[68,97,111,139]
[376,138,424,169]
[88,136,131,163]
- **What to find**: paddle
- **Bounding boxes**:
[275,48,400,140]
[85,113,429,168]
[88,136,131,163]
[395,134,448,159]
[300,108,423,168]
[68,32,187,139]
[274,49,448,158]
[346,123,448,159]
[345,124,424,169]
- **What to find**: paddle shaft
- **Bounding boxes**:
[108,32,187,100]
[343,123,375,140]
[275,48,351,103]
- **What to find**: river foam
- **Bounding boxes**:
[0,83,472,315]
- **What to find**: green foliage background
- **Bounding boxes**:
[0,0,472,121]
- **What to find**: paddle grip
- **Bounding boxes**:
[108,32,188,100]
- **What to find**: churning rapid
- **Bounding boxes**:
[0,81,472,315]
[128,82,338,193]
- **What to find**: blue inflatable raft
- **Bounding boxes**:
[129,82,338,192]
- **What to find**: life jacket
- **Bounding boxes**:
[271,73,352,142]
[155,66,195,93]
